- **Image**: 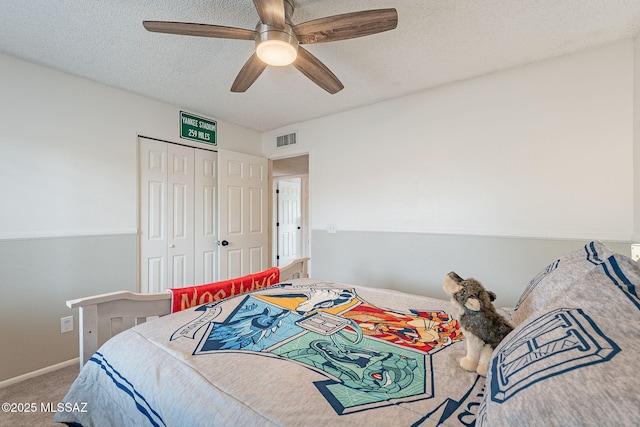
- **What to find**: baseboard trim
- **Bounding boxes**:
[0,358,79,389]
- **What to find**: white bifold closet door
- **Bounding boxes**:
[139,137,217,293]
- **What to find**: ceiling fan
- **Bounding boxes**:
[143,0,398,94]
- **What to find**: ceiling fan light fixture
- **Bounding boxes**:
[255,24,298,66]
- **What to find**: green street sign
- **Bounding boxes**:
[180,111,217,145]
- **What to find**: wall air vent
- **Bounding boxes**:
[276,132,297,148]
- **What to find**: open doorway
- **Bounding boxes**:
[272,155,309,266]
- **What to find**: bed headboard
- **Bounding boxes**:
[66,258,309,366]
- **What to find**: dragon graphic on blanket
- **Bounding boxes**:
[284,337,418,393]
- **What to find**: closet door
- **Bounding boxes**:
[139,138,216,293]
[139,139,267,290]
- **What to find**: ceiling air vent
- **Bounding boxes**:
[276,132,297,148]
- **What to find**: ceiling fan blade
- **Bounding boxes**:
[231,53,268,92]
[143,21,256,40]
[293,46,343,94]
[253,0,286,28]
[293,9,398,44]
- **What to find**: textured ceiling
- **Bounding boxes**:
[1,1,639,132]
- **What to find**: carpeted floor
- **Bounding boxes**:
[0,365,79,426]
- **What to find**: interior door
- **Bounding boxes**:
[218,148,269,278]
[277,178,302,265]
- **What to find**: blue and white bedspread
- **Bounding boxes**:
[55,242,640,426]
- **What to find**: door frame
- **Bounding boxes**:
[269,152,311,271]
[273,174,307,266]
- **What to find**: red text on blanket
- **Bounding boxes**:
[174,268,280,312]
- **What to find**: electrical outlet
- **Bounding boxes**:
[60,316,73,333]
[327,224,337,234]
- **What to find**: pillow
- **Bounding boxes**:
[479,250,640,426]
[510,241,615,326]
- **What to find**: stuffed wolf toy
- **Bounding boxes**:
[443,272,513,376]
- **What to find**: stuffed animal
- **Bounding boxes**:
[443,272,513,376]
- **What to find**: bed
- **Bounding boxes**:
[54,242,640,426]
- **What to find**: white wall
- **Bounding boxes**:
[0,53,262,382]
[262,40,636,306]
[264,40,634,242]
[0,53,261,240]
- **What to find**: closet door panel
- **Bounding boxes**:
[167,144,195,288]
[139,138,168,293]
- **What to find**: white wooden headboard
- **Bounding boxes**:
[67,258,309,366]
